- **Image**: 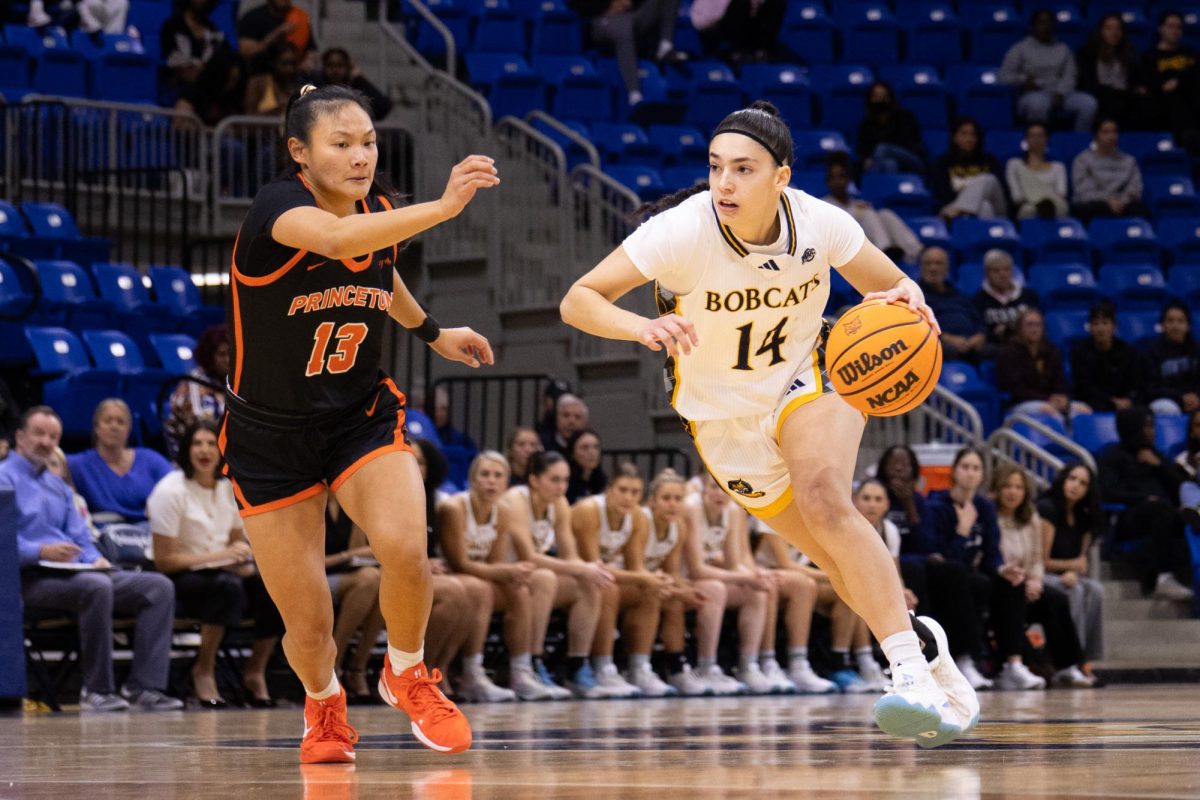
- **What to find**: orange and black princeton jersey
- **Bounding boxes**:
[227,174,401,414]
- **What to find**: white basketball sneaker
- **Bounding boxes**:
[509,665,556,701]
[759,658,798,693]
[594,663,641,698]
[625,663,677,697]
[873,661,961,745]
[955,656,994,690]
[735,662,777,695]
[457,668,517,703]
[787,660,839,694]
[697,664,744,695]
[668,665,714,696]
[913,615,980,748]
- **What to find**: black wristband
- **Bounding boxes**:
[410,314,441,344]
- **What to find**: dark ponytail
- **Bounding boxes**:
[278,83,402,205]
[528,450,566,478]
[631,99,794,222]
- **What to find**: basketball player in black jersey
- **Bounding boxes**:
[219,83,498,763]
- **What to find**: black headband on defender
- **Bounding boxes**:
[711,123,784,166]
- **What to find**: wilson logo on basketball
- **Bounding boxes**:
[834,340,909,386]
[866,370,920,409]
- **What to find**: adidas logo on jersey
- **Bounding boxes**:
[758,259,780,271]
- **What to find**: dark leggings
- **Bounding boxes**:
[990,577,1083,670]
[173,570,284,640]
[1117,499,1193,591]
[900,555,985,659]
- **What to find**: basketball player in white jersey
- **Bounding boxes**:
[647,469,743,696]
[561,101,977,745]
[497,451,613,699]
[573,464,675,697]
[439,451,555,702]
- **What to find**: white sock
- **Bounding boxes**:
[510,653,532,671]
[387,642,423,675]
[656,39,673,59]
[880,631,925,672]
[592,655,614,672]
[306,673,340,701]
[697,656,716,671]
[738,653,758,672]
[1157,572,1177,584]
[464,653,484,673]
[630,653,651,670]
[855,646,876,672]
[788,646,808,664]
[760,649,776,665]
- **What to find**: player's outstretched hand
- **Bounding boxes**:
[637,315,699,357]
[431,327,495,368]
[439,155,500,218]
[863,279,941,335]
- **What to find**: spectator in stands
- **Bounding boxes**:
[1038,462,1106,672]
[148,420,283,708]
[930,117,1007,220]
[1071,116,1149,223]
[1174,410,1200,509]
[431,384,476,453]
[2,406,182,712]
[46,447,98,539]
[161,0,231,95]
[916,246,987,363]
[536,378,573,444]
[505,425,541,486]
[237,0,316,75]
[77,0,128,35]
[322,492,386,703]
[857,81,925,175]
[1097,406,1195,601]
[540,393,589,455]
[876,445,984,686]
[174,45,247,126]
[244,43,301,116]
[0,374,21,460]
[26,0,76,29]
[1076,13,1140,128]
[926,448,1003,690]
[974,249,1041,347]
[690,0,784,64]
[68,399,172,524]
[164,323,228,459]
[1140,300,1200,416]
[566,428,607,504]
[1006,123,1070,219]
[990,464,1093,689]
[823,152,922,263]
[571,0,687,106]
[1136,11,1200,152]
[319,47,393,119]
[1070,300,1139,412]
[998,307,1091,422]
[999,9,1098,134]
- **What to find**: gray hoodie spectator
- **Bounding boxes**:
[1000,10,1098,133]
[1070,117,1148,222]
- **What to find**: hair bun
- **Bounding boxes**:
[747,100,781,117]
[299,84,318,97]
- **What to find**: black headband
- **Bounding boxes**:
[711,122,785,166]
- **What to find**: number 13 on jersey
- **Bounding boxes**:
[307,321,368,376]
[732,317,788,371]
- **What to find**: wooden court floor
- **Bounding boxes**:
[2,685,1200,799]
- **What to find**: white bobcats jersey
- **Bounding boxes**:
[516,485,556,555]
[624,187,865,421]
[641,507,678,572]
[456,491,498,562]
[595,494,633,568]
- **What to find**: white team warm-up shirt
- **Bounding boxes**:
[623,188,865,421]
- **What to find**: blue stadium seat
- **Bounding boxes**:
[590,122,661,166]
[938,361,999,427]
[1168,264,1200,305]
[1043,308,1089,348]
[148,333,198,374]
[951,217,1021,262]
[739,64,813,129]
[535,55,613,124]
[1009,412,1072,457]
[33,259,116,331]
[126,3,172,50]
[465,53,546,119]
[81,328,173,434]
[0,28,32,94]
[91,262,178,349]
[18,202,110,265]
[1072,412,1118,453]
[879,65,948,130]
[1122,131,1189,176]
[529,1,581,55]
[965,3,1025,64]
[985,129,1026,162]
[605,165,666,200]
[944,65,1013,130]
[647,124,707,165]
[147,265,225,338]
[408,0,471,67]
[827,267,857,309]
[808,65,874,135]
[1116,309,1159,343]
[472,3,527,54]
[1145,176,1200,218]
[7,25,88,97]
[781,3,836,64]
[906,216,951,249]
[834,3,900,67]
[680,62,744,133]
[1088,218,1160,264]
[1157,413,1189,455]
[859,173,932,216]
[1157,217,1200,266]
[790,169,828,196]
[80,32,155,102]
[1151,3,1200,36]
[1019,217,1091,264]
[921,128,949,162]
[529,117,594,171]
[1099,263,1169,310]
[1028,262,1098,309]
[660,165,706,192]
[24,325,123,439]
[1035,3,1087,50]
[0,199,30,251]
[595,58,676,120]
[0,255,36,365]
[792,129,850,168]
[901,4,963,68]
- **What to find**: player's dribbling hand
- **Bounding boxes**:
[863,278,941,335]
[438,155,500,219]
[431,327,495,368]
[637,315,699,357]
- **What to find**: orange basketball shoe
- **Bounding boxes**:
[300,688,359,764]
[378,657,472,754]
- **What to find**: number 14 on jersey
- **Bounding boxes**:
[732,317,788,371]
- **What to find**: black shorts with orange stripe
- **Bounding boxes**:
[219,372,412,517]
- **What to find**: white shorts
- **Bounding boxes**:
[684,323,835,519]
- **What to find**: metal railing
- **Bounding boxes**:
[864,384,985,450]
[69,165,193,267]
[995,411,1097,475]
[985,428,1066,491]
[525,111,601,170]
[433,374,553,451]
[401,0,457,79]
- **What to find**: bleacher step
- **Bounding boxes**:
[1103,619,1200,662]
[1102,595,1193,621]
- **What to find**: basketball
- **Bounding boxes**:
[826,300,942,417]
